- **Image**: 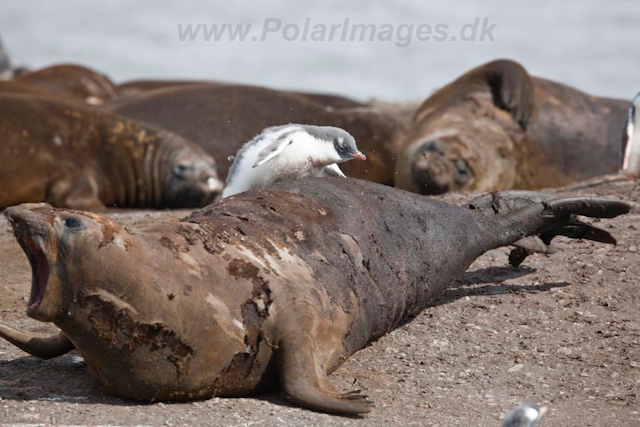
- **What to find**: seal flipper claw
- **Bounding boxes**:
[277,339,374,414]
[0,325,74,360]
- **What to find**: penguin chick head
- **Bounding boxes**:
[502,403,548,427]
[303,125,366,164]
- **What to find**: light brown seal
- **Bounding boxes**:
[0,93,223,210]
[396,59,629,195]
[14,64,118,105]
[0,179,629,413]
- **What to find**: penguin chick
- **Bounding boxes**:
[502,403,548,427]
[621,92,640,179]
[222,124,366,197]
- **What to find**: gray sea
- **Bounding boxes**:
[2,0,639,102]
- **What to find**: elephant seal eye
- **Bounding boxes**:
[64,218,83,229]
[173,164,192,178]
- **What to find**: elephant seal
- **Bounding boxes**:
[0,179,629,413]
[0,80,76,99]
[14,64,118,105]
[116,79,368,110]
[102,84,401,183]
[0,94,223,210]
[397,59,629,195]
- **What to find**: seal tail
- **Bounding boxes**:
[489,197,630,251]
[0,325,74,359]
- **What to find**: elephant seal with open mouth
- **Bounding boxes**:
[0,94,223,210]
[0,179,629,414]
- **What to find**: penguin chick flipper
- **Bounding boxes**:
[317,164,346,178]
[253,137,294,168]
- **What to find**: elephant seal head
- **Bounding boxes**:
[4,203,136,322]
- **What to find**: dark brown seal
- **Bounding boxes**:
[0,93,223,210]
[116,79,369,110]
[396,59,629,195]
[14,64,118,105]
[102,84,402,184]
[0,179,629,413]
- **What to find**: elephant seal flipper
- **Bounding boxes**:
[487,59,535,128]
[277,336,374,414]
[467,190,622,266]
[48,173,106,211]
[0,325,73,360]
[415,59,534,128]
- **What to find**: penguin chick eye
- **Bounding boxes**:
[173,164,193,178]
[63,218,83,230]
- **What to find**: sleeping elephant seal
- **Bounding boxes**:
[0,94,223,210]
[0,80,79,100]
[0,179,629,413]
[116,79,371,110]
[397,59,629,195]
[101,84,402,184]
[14,64,118,105]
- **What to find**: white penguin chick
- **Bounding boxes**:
[502,403,548,427]
[222,124,366,198]
[621,91,640,179]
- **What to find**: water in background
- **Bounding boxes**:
[2,0,639,102]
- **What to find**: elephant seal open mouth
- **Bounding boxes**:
[5,204,57,319]
[0,179,631,414]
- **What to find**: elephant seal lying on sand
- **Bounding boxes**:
[0,179,629,414]
[397,59,629,195]
[0,94,223,210]
[102,84,401,183]
[13,64,118,105]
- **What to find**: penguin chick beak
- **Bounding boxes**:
[350,152,367,161]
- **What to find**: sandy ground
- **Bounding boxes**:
[0,176,638,426]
